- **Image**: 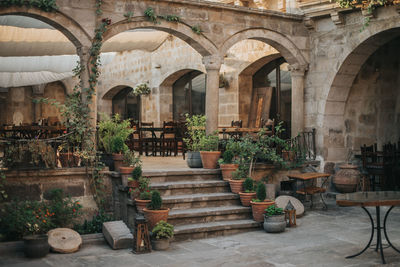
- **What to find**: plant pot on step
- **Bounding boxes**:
[143,208,170,230]
[152,238,170,250]
[186,151,203,168]
[220,164,239,181]
[135,199,151,213]
[250,200,275,223]
[119,166,134,175]
[238,192,256,207]
[200,151,221,169]
[264,214,286,233]
[332,164,361,193]
[229,179,244,194]
[112,153,124,172]
[23,234,50,258]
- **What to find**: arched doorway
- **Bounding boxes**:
[112,87,141,121]
[173,70,206,121]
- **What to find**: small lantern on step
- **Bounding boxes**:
[133,213,152,254]
[284,200,296,227]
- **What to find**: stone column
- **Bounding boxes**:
[77,46,97,129]
[289,64,307,137]
[202,55,222,135]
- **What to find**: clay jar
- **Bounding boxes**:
[333,164,361,193]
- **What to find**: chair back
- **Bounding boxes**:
[231,120,242,128]
[163,121,177,139]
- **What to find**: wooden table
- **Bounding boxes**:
[0,125,66,139]
[287,172,331,209]
[336,191,400,264]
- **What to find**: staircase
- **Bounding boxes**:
[145,169,260,241]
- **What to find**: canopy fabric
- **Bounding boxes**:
[0,25,170,56]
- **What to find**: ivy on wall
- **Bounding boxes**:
[0,0,58,12]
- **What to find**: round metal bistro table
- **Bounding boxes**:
[336,191,400,264]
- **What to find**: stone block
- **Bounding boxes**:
[5,184,41,201]
[42,182,85,199]
[102,221,133,250]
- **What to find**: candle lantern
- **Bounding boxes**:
[133,213,152,254]
[284,200,296,227]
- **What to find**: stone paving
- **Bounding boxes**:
[1,200,400,267]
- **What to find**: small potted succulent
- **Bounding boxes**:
[228,164,247,194]
[119,150,141,175]
[264,204,286,233]
[250,182,275,223]
[238,177,256,207]
[199,133,220,169]
[143,190,170,230]
[218,149,238,181]
[151,220,174,250]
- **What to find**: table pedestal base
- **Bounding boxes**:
[347,206,399,264]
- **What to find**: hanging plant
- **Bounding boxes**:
[219,73,229,88]
[132,83,151,96]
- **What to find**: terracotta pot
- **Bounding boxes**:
[200,151,221,169]
[112,153,124,172]
[238,192,256,207]
[143,208,170,230]
[220,164,239,181]
[119,166,134,175]
[250,200,275,223]
[229,179,244,194]
[23,234,50,258]
[59,153,79,168]
[333,164,361,193]
[135,199,151,213]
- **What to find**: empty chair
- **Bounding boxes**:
[160,121,178,157]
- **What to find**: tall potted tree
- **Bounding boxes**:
[199,134,220,169]
[143,190,170,230]
[250,182,275,223]
[183,114,206,168]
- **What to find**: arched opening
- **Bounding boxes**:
[323,28,400,162]
[173,70,206,121]
[112,86,141,122]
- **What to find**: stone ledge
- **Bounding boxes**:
[152,180,228,189]
[162,192,239,203]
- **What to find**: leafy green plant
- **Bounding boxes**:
[148,190,162,210]
[254,182,266,202]
[123,150,141,167]
[191,25,203,35]
[160,14,180,22]
[131,166,142,181]
[73,210,113,235]
[221,150,234,164]
[132,83,151,95]
[243,177,255,193]
[183,114,206,151]
[139,190,152,200]
[144,7,159,24]
[112,136,125,154]
[124,11,134,22]
[98,114,133,154]
[265,205,284,216]
[0,0,58,12]
[152,220,174,240]
[232,164,249,180]
[199,134,219,151]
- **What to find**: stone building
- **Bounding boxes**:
[0,0,399,168]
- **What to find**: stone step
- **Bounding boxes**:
[143,169,222,183]
[151,180,230,196]
[162,192,241,210]
[173,219,261,241]
[168,206,252,226]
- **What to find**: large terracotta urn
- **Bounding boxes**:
[333,164,361,193]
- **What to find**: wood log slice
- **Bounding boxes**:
[48,228,82,253]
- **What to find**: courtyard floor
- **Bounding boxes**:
[1,200,400,267]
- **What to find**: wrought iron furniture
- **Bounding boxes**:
[336,191,400,264]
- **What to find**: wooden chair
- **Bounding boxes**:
[361,144,386,191]
[140,122,155,156]
[129,121,143,155]
[160,121,178,157]
[176,121,187,159]
[231,120,243,128]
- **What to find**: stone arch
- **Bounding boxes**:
[322,26,400,162]
[99,84,136,117]
[159,68,205,123]
[237,53,282,126]
[0,6,92,48]
[219,28,307,67]
[103,18,218,57]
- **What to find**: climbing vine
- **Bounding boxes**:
[0,0,58,12]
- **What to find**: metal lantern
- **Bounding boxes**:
[284,200,296,227]
[133,214,152,254]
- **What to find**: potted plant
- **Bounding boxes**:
[143,190,170,230]
[218,149,238,181]
[98,114,133,171]
[131,176,151,212]
[229,164,247,194]
[151,220,174,250]
[250,182,275,223]
[135,190,152,213]
[127,166,142,189]
[119,150,141,175]
[112,136,126,172]
[199,133,221,169]
[263,204,286,233]
[183,114,205,168]
[239,177,256,207]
